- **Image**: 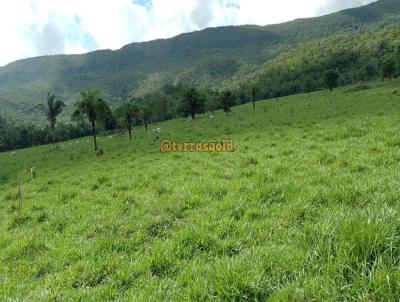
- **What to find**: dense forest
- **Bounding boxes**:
[254,28,400,99]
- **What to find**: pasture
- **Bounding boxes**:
[1,82,400,301]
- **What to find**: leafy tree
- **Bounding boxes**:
[73,90,110,151]
[147,93,174,122]
[358,62,377,82]
[382,57,397,80]
[103,107,118,132]
[179,87,205,119]
[0,113,95,152]
[219,91,235,116]
[325,70,340,91]
[204,91,220,113]
[376,40,391,57]
[236,87,251,105]
[250,83,259,113]
[304,77,314,92]
[115,101,140,140]
[140,106,152,133]
[36,93,66,146]
[71,111,90,138]
[0,114,11,151]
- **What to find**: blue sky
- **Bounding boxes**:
[0,0,376,66]
[133,0,152,9]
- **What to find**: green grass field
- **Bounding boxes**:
[1,81,400,301]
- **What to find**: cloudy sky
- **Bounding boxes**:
[0,0,376,66]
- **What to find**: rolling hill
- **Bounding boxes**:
[1,0,400,119]
[2,80,400,300]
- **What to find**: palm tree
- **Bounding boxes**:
[37,93,66,146]
[73,90,110,151]
[115,101,140,140]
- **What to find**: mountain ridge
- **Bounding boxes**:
[0,0,399,119]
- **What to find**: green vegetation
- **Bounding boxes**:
[250,83,260,113]
[1,0,400,120]
[1,81,400,300]
[36,94,66,146]
[115,102,140,141]
[3,23,400,152]
[73,90,112,151]
[140,105,152,134]
[1,2,400,298]
[219,91,235,116]
[0,114,93,152]
[1,1,400,153]
[325,70,340,91]
[178,87,205,119]
[254,28,400,99]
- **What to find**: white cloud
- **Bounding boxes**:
[316,0,377,15]
[0,0,377,66]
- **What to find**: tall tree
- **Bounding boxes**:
[180,87,205,119]
[325,70,340,91]
[382,57,397,80]
[140,106,152,133]
[204,90,219,113]
[219,91,235,116]
[103,106,118,132]
[71,111,89,138]
[115,101,140,140]
[36,93,66,146]
[250,83,259,113]
[73,90,110,151]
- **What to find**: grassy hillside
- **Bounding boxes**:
[1,81,400,301]
[1,0,400,119]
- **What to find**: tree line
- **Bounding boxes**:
[0,59,389,153]
[0,85,246,152]
[2,29,400,153]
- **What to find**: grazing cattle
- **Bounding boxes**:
[209,116,214,119]
[96,149,104,157]
[10,152,16,157]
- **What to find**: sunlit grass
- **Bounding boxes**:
[1,81,400,301]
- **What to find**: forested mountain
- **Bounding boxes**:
[0,0,400,120]
[254,28,400,99]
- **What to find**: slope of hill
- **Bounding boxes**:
[1,0,400,119]
[254,28,400,98]
[1,81,400,300]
